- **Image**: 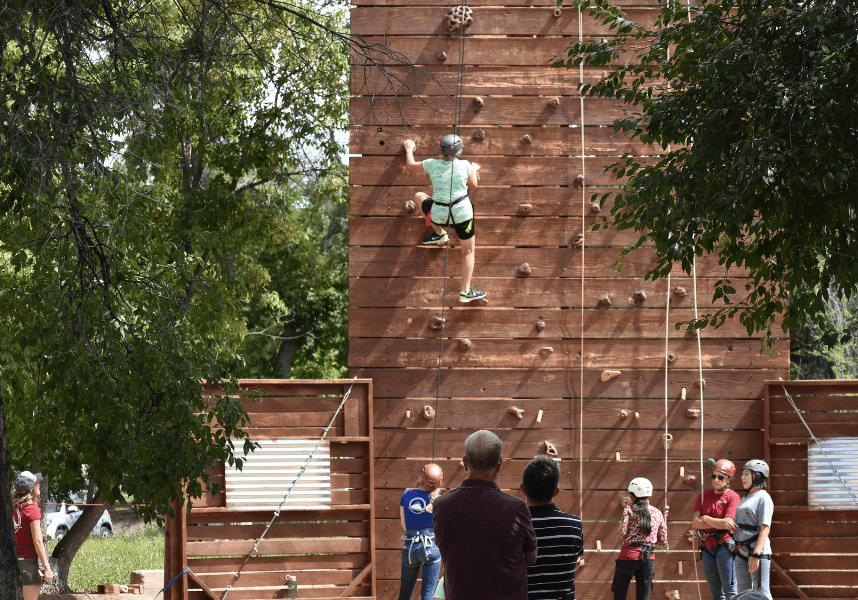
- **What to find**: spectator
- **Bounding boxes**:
[13,471,53,600]
[520,455,584,600]
[433,430,537,600]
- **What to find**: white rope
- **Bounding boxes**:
[779,380,858,508]
[221,378,358,600]
[664,273,671,508]
[578,2,586,521]
[691,254,705,600]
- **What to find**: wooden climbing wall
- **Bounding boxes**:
[348,0,793,598]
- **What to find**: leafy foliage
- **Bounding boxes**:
[557,0,858,341]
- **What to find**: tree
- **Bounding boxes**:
[558,0,858,341]
[0,0,380,590]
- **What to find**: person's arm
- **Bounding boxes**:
[525,548,538,565]
[748,524,770,572]
[618,506,630,540]
[467,163,480,189]
[400,505,407,532]
[29,518,54,581]
[693,514,736,530]
[658,513,668,548]
[403,140,424,171]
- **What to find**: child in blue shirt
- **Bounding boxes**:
[403,135,485,303]
[398,463,444,600]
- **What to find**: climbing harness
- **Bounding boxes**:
[401,529,440,565]
[730,522,768,561]
[431,0,471,461]
[221,378,358,600]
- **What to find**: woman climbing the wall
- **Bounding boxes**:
[733,460,774,600]
[403,136,485,303]
[613,477,668,600]
[398,463,444,600]
[691,459,740,600]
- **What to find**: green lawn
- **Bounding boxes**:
[49,525,164,592]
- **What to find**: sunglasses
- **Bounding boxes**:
[711,474,729,481]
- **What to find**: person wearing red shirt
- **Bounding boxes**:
[691,459,740,600]
[13,471,54,599]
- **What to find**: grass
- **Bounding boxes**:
[48,525,165,592]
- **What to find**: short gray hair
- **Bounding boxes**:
[464,430,503,472]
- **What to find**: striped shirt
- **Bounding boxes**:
[526,504,584,600]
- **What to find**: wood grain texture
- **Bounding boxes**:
[372,398,762,430]
[348,337,787,369]
[351,123,655,156]
[349,246,746,278]
[373,456,756,489]
[350,7,659,36]
[374,428,763,461]
[351,66,640,97]
[349,216,646,247]
[350,185,613,217]
[349,307,779,339]
[348,276,744,308]
[350,367,786,399]
[351,96,631,127]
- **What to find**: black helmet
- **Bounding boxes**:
[440,134,464,157]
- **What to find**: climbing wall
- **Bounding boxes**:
[348,0,791,597]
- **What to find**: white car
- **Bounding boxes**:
[45,498,113,540]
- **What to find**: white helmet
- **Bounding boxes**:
[628,477,653,498]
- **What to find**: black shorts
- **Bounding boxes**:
[421,198,475,240]
[19,557,40,584]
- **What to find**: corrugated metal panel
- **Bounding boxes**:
[808,438,858,510]
[225,439,331,510]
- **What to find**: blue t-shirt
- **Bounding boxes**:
[400,488,435,530]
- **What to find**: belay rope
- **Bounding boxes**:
[220,378,358,600]
[431,0,471,461]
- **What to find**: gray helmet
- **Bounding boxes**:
[440,134,464,157]
[743,459,769,478]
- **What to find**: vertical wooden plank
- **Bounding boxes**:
[764,382,771,466]
[164,502,174,600]
[344,383,361,438]
[366,381,377,598]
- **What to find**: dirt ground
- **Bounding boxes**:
[107,506,148,535]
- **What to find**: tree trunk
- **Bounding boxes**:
[276,326,299,378]
[0,386,24,600]
[50,491,106,593]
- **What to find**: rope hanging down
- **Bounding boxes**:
[221,378,358,600]
[691,253,706,600]
[431,0,471,461]
[779,381,858,508]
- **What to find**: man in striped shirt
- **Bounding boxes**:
[520,455,585,600]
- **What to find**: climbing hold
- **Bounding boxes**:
[542,440,559,457]
[473,96,485,109]
[620,409,629,419]
[665,590,680,600]
[508,407,525,420]
[521,134,532,144]
[518,204,533,214]
[679,466,685,477]
[406,409,411,419]
[422,406,435,420]
[459,459,465,469]
[680,387,687,401]
[572,232,584,247]
[599,296,612,307]
[683,474,697,485]
[674,286,687,297]
[686,407,700,418]
[430,316,445,330]
[536,409,544,423]
[634,411,640,420]
[616,452,621,461]
[459,338,472,351]
[596,539,602,551]
[577,556,587,569]
[539,346,554,357]
[472,128,485,140]
[553,7,562,17]
[601,370,621,382]
[548,97,560,108]
[404,200,416,212]
[590,203,601,214]
[634,290,647,303]
[685,529,696,544]
[437,51,447,61]
[574,174,585,187]
[516,263,532,277]
[694,379,706,390]
[661,432,673,449]
[536,320,546,331]
[667,353,675,362]
[445,5,473,32]
[678,561,684,576]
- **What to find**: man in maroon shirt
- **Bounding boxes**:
[433,430,538,600]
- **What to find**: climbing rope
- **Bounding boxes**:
[221,378,358,600]
[779,381,858,508]
[431,0,471,462]
[664,273,671,510]
[577,1,587,522]
[691,253,706,600]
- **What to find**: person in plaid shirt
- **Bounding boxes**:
[613,478,668,600]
